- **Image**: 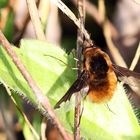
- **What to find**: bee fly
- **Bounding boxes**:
[54,40,140,109]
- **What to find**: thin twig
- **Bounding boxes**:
[45,1,61,45]
[127,43,140,95]
[13,15,30,44]
[41,118,47,140]
[74,0,85,139]
[103,21,127,67]
[98,0,127,68]
[52,0,126,67]
[0,30,71,140]
[2,80,40,140]
[26,0,46,40]
[0,101,16,140]
[129,43,140,71]
[72,0,119,39]
[13,0,40,44]
[98,0,105,22]
[51,0,90,40]
[132,0,140,5]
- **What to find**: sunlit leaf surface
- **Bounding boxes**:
[0,39,140,140]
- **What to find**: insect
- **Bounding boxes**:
[54,40,140,109]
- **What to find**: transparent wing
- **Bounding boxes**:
[112,64,140,94]
[112,64,140,79]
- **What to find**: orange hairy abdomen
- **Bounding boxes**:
[88,71,117,103]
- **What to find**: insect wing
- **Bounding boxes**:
[54,70,89,109]
[112,64,140,79]
[112,64,140,94]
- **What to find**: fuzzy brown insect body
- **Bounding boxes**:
[83,47,117,103]
[54,43,140,109]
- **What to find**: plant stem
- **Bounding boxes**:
[74,0,85,139]
[26,0,46,40]
[0,30,71,140]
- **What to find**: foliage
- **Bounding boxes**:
[0,39,140,139]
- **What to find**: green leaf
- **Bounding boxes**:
[0,39,140,139]
[55,83,140,140]
[23,123,35,140]
[0,39,76,104]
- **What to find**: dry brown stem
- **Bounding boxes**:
[26,0,46,40]
[129,43,140,71]
[74,1,85,139]
[0,30,71,140]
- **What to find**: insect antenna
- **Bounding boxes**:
[106,104,116,115]
[44,54,78,70]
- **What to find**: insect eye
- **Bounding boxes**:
[90,55,109,74]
